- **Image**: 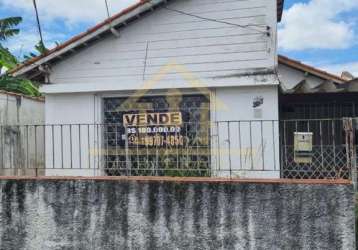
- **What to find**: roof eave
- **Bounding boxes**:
[278,55,346,84]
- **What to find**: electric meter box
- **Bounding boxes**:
[294,132,313,163]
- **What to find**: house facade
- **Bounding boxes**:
[12,0,285,177]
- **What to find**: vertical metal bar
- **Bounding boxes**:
[125,126,131,176]
[261,120,265,170]
[146,127,149,174]
[136,126,139,173]
[351,119,357,190]
[185,122,189,173]
[79,124,82,169]
[272,121,276,171]
[9,126,12,169]
[115,124,118,171]
[61,125,64,169]
[196,120,199,175]
[34,125,37,175]
[88,124,91,169]
[283,120,287,166]
[93,124,96,170]
[52,125,55,169]
[176,124,179,172]
[332,120,336,167]
[227,121,232,178]
[207,120,211,176]
[70,125,73,169]
[1,126,3,169]
[26,125,29,170]
[216,121,221,172]
[97,124,100,170]
[43,125,45,170]
[17,125,21,171]
[249,121,253,170]
[238,121,243,170]
[320,120,324,169]
[106,124,109,172]
[155,129,159,176]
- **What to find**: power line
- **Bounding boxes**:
[104,0,111,19]
[32,0,45,46]
[161,5,270,36]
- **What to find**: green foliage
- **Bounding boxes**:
[0,74,40,97]
[24,40,48,60]
[0,16,41,97]
[0,45,18,70]
[0,17,22,41]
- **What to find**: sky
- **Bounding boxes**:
[0,0,357,77]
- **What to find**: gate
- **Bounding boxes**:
[280,118,357,185]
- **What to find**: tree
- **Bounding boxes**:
[0,17,22,41]
[0,74,40,96]
[0,44,18,71]
[0,16,41,97]
[24,40,48,60]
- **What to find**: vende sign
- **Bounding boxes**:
[123,112,183,126]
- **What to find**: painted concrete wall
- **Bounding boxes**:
[0,92,44,125]
[44,85,279,177]
[0,92,45,175]
[212,85,279,178]
[0,179,354,250]
[42,0,278,94]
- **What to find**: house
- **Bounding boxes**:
[278,56,358,179]
[13,0,346,179]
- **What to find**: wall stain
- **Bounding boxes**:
[0,180,354,250]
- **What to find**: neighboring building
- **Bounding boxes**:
[0,91,45,175]
[278,56,357,179]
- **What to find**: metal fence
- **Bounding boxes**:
[0,119,355,179]
[280,119,352,179]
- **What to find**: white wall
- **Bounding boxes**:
[44,0,277,93]
[211,85,280,178]
[45,93,101,176]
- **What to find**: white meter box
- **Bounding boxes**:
[294,132,313,163]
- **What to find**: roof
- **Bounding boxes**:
[278,55,346,84]
[10,0,285,77]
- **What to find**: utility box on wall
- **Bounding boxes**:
[294,132,313,163]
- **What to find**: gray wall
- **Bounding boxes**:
[0,179,354,250]
[0,92,45,175]
[0,92,44,125]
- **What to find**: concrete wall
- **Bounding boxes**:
[0,92,45,175]
[0,92,44,125]
[0,178,354,250]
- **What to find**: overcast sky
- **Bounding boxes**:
[1,0,358,76]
